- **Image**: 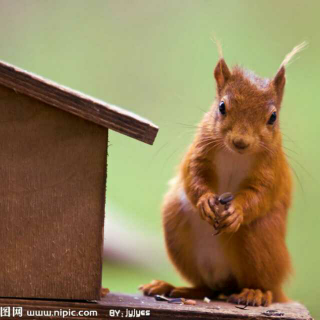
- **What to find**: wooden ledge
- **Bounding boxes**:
[0,293,313,319]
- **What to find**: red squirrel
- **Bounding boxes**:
[139,42,306,307]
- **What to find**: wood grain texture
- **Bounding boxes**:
[0,60,158,145]
[0,294,312,319]
[0,85,108,300]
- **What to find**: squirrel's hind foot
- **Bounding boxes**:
[139,280,213,299]
[139,280,174,297]
[228,288,272,307]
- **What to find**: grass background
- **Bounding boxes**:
[0,1,319,317]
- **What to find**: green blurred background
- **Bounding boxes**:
[0,0,319,317]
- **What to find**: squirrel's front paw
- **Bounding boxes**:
[215,203,243,234]
[197,193,219,226]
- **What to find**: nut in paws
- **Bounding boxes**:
[215,203,243,234]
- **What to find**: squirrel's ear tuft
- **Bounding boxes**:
[214,58,231,94]
[273,66,286,103]
[272,42,307,104]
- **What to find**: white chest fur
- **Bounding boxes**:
[215,149,254,195]
[190,211,232,289]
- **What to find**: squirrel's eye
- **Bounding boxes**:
[268,111,277,125]
[219,101,226,115]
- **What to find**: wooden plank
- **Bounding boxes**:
[0,85,108,300]
[0,294,312,319]
[0,60,158,145]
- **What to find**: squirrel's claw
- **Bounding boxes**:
[197,193,219,226]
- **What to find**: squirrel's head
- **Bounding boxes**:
[210,42,306,155]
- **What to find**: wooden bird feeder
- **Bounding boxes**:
[0,60,158,301]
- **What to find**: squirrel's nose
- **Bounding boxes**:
[232,138,249,150]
